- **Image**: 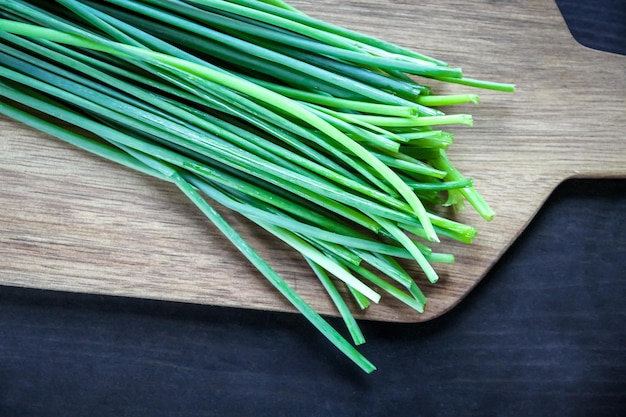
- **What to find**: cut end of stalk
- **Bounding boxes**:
[427,252,455,263]
[428,232,441,244]
[426,272,439,284]
[481,209,496,222]
[461,114,473,126]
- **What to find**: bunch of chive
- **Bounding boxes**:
[0,0,514,373]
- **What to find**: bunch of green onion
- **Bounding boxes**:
[0,0,514,373]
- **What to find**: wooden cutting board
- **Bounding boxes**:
[1,0,624,322]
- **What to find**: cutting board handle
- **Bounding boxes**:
[523,1,626,180]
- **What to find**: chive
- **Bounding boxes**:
[341,114,474,128]
[182,3,459,82]
[343,262,425,313]
[306,259,366,346]
[5,33,404,207]
[78,22,431,238]
[258,222,380,303]
[347,286,371,311]
[0,95,168,182]
[88,0,427,106]
[197,0,448,66]
[431,150,496,221]
[246,76,420,117]
[184,173,404,256]
[370,152,448,179]
[371,215,439,284]
[435,76,516,93]
[152,162,379,373]
[257,0,301,13]
[13,76,387,233]
[351,250,413,289]
[416,94,480,107]
[0,1,514,372]
[0,93,376,374]
[405,178,474,191]
[0,60,423,229]
[427,253,456,264]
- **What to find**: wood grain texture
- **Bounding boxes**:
[1,0,624,322]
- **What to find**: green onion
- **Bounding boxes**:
[0,0,513,372]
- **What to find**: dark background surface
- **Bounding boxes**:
[1,1,625,416]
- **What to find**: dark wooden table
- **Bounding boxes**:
[1,1,624,415]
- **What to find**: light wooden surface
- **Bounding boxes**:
[1,0,624,322]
